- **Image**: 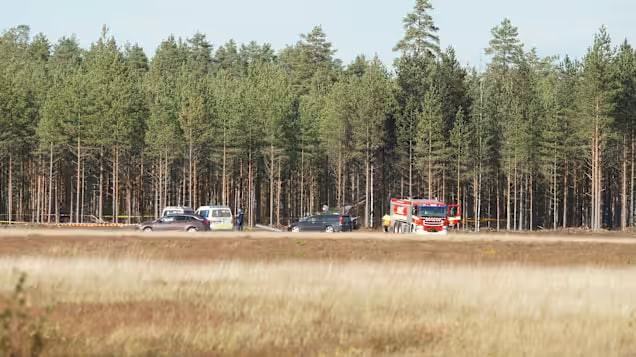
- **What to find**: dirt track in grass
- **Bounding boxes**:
[1,229,635,266]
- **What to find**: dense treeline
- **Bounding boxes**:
[1,0,635,230]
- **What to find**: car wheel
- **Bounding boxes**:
[143,227,152,232]
[291,226,300,233]
[187,227,198,232]
[325,225,334,233]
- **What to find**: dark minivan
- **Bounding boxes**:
[289,214,353,233]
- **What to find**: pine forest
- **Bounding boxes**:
[1,0,636,232]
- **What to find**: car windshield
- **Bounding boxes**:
[417,205,446,218]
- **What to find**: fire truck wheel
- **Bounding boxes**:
[394,223,400,233]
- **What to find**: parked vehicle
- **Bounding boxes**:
[195,205,233,231]
[389,198,461,234]
[289,214,353,233]
[138,214,210,232]
[161,206,195,217]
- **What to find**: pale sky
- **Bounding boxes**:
[4,0,635,70]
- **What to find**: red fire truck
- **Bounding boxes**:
[389,198,461,234]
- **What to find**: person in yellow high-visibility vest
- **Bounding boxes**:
[382,214,391,233]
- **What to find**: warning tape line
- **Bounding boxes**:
[0,222,136,227]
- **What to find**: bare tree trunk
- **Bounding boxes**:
[222,141,227,206]
[622,134,628,230]
[456,155,461,207]
[365,151,369,228]
[496,171,500,231]
[573,164,579,227]
[55,175,59,224]
[48,144,53,223]
[473,174,478,233]
[276,157,281,226]
[113,147,119,223]
[35,160,41,223]
[300,148,304,216]
[18,163,23,222]
[563,160,568,229]
[76,136,81,223]
[519,173,524,230]
[427,142,432,199]
[370,163,374,227]
[631,135,635,227]
[336,150,342,208]
[139,155,144,221]
[127,168,132,224]
[81,159,85,223]
[248,151,253,227]
[442,166,446,203]
[188,140,193,207]
[193,160,198,209]
[513,157,517,231]
[157,157,162,216]
[506,169,511,231]
[593,99,601,230]
[554,159,558,230]
[409,141,413,198]
[530,173,533,231]
[309,165,314,215]
[270,144,274,226]
[182,159,186,206]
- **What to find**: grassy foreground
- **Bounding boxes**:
[0,256,635,356]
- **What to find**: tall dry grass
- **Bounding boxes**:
[0,256,634,356]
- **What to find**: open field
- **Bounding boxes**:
[0,229,635,356]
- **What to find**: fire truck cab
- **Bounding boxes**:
[390,198,461,234]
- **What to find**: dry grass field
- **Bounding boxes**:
[0,229,635,356]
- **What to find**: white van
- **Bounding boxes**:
[195,205,233,230]
[162,206,195,217]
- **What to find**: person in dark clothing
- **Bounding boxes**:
[236,208,245,231]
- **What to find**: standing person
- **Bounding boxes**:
[382,213,391,233]
[236,208,245,231]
